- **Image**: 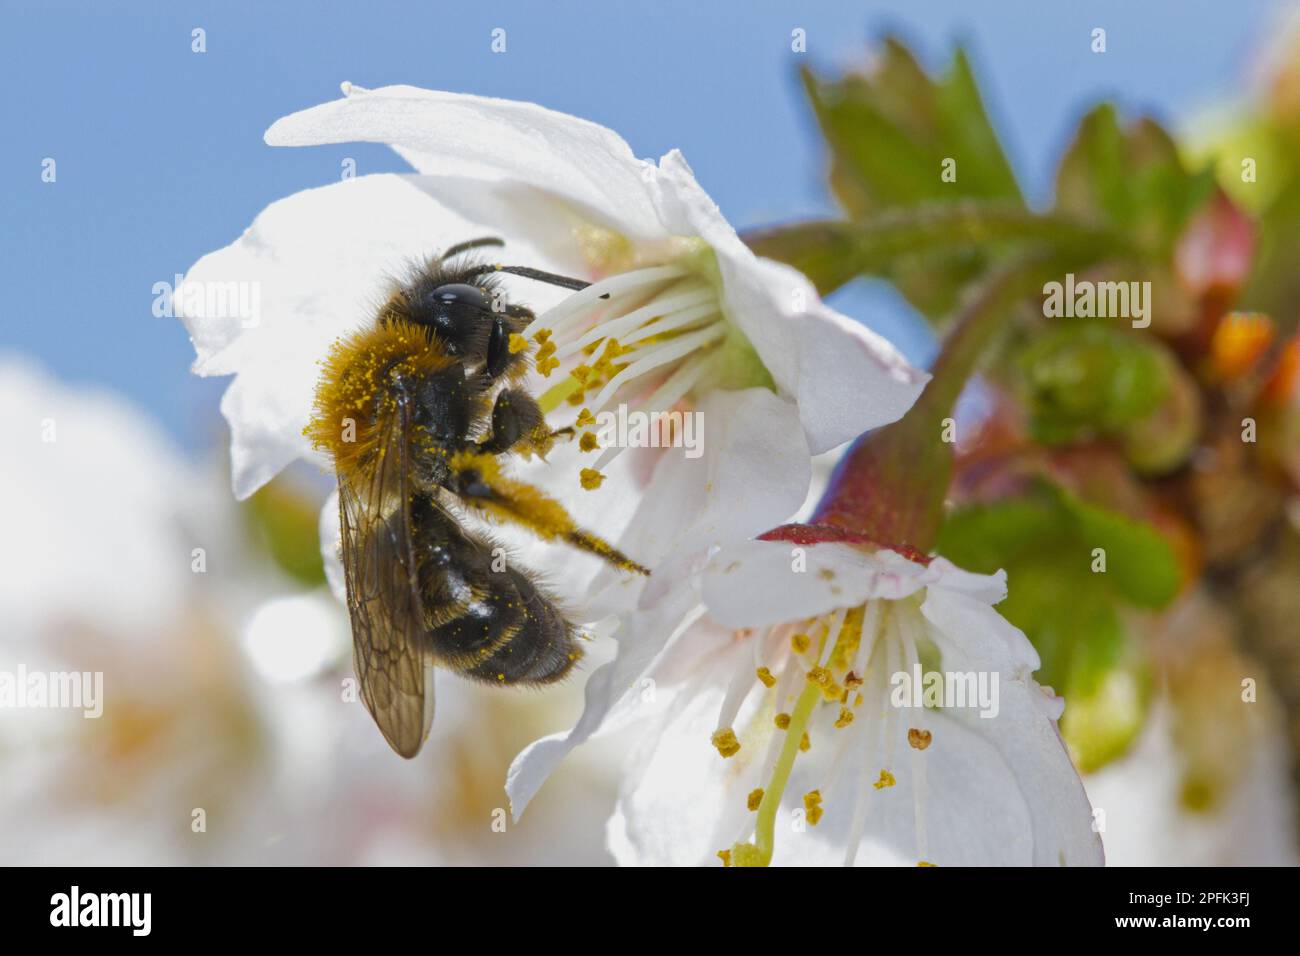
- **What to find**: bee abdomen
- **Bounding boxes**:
[459,568,580,685]
[411,495,581,685]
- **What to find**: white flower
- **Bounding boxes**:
[180,83,925,581]
[515,532,1104,866]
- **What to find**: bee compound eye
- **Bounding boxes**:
[431,283,493,313]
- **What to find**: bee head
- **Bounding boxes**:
[402,281,496,361]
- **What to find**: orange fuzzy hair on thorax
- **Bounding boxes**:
[303,317,457,476]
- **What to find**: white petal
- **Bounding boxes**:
[646,387,811,563]
[917,587,1102,864]
[505,585,701,821]
[921,584,1041,679]
[606,619,758,866]
[793,696,1098,866]
[265,84,666,244]
[795,299,930,453]
[177,173,547,498]
[651,150,928,454]
[702,540,936,628]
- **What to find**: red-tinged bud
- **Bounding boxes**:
[811,261,1049,553]
[1176,189,1255,300]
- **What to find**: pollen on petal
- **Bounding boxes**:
[834,707,854,728]
[791,633,811,654]
[873,769,896,790]
[799,732,811,752]
[747,788,764,811]
[578,431,600,453]
[756,666,776,688]
[774,712,792,730]
[507,333,529,354]
[575,407,596,427]
[579,468,605,490]
[908,728,933,750]
[917,861,937,867]
[717,849,732,867]
[712,728,741,758]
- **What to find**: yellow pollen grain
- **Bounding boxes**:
[803,790,824,827]
[507,333,529,355]
[854,693,863,707]
[908,728,933,751]
[834,707,854,728]
[536,355,560,377]
[844,671,864,688]
[774,713,791,730]
[711,728,741,758]
[799,732,810,752]
[755,666,776,688]
[917,861,937,867]
[579,468,605,490]
[791,633,811,654]
[534,328,552,343]
[578,432,600,453]
[873,769,896,790]
[807,666,832,687]
[575,407,596,428]
[746,788,764,812]
[716,849,732,867]
[570,363,592,385]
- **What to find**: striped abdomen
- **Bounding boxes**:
[409,493,580,684]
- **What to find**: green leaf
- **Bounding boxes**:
[803,40,1023,214]
[1054,105,1216,258]
[1013,322,1172,444]
[795,39,1026,318]
[1063,491,1181,607]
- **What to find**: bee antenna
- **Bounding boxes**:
[469,263,596,294]
[440,236,506,262]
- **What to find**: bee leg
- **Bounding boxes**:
[447,451,650,575]
[479,388,548,455]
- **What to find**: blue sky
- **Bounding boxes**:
[1,0,1285,452]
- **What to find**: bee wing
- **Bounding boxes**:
[338,395,435,758]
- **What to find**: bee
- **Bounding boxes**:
[306,237,647,758]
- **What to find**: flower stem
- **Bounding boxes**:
[813,254,1061,553]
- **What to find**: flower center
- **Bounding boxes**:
[516,256,747,487]
[714,596,937,868]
